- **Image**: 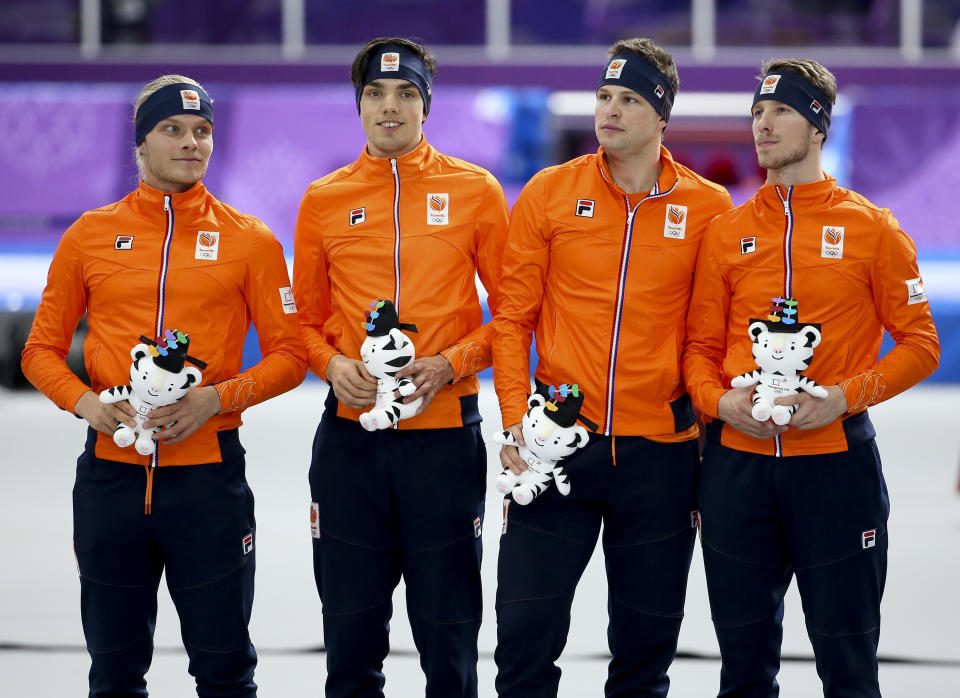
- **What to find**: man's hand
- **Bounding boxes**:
[499,422,527,476]
[146,385,221,445]
[718,386,788,439]
[774,385,847,430]
[395,354,455,416]
[75,390,136,435]
[325,353,377,409]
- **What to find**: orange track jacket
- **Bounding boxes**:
[494,146,733,436]
[22,180,307,466]
[684,176,940,456]
[294,138,509,429]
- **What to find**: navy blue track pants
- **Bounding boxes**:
[495,435,700,698]
[699,436,889,698]
[73,447,257,698]
[308,411,486,698]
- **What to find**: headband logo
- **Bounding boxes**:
[760,74,781,95]
[821,226,844,259]
[381,52,400,72]
[654,85,665,99]
[605,59,626,79]
[427,193,449,226]
[810,100,823,114]
[180,89,201,110]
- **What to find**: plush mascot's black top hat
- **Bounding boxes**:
[545,384,586,428]
[139,329,207,371]
[363,300,418,337]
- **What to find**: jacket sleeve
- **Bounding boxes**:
[682,220,731,419]
[215,224,307,413]
[439,175,510,382]
[492,175,550,427]
[293,188,340,381]
[839,211,940,411]
[21,220,93,413]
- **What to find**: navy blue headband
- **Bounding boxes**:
[135,83,213,145]
[356,44,433,117]
[597,53,674,122]
[752,71,832,135]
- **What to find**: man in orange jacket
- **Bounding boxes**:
[684,59,939,696]
[492,38,733,697]
[293,37,508,697]
[21,75,306,697]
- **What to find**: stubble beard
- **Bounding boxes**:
[758,130,811,172]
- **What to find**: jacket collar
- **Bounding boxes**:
[357,136,435,177]
[754,174,837,213]
[596,144,679,199]
[133,179,211,220]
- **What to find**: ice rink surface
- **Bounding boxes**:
[3,380,959,697]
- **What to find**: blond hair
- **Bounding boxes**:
[133,74,210,179]
[760,58,837,104]
[606,38,679,94]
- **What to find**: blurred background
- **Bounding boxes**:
[1,0,959,386]
[1,2,959,696]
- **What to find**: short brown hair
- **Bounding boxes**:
[760,58,837,105]
[606,38,679,94]
[350,37,438,88]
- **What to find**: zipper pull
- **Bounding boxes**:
[164,195,171,211]
[390,159,398,175]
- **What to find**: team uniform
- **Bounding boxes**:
[294,136,509,697]
[22,179,307,697]
[493,145,733,697]
[683,176,939,695]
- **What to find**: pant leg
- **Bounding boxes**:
[602,437,700,698]
[780,440,889,698]
[73,451,164,698]
[699,439,792,698]
[159,456,258,698]
[309,413,403,698]
[394,425,487,698]
[494,439,605,698]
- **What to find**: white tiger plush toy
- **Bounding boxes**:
[99,329,205,455]
[731,298,828,425]
[358,300,423,431]
[493,385,590,505]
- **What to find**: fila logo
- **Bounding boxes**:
[741,236,757,254]
[690,510,700,529]
[575,199,595,217]
[474,516,482,538]
[242,532,254,555]
[279,286,297,314]
[381,52,400,72]
[605,59,626,79]
[654,84,665,99]
[115,235,134,250]
[760,74,781,95]
[821,225,844,259]
[180,89,201,110]
[906,277,927,305]
[195,230,219,260]
[810,100,823,114]
[501,499,510,535]
[427,193,449,225]
[862,529,876,549]
[349,207,366,226]
[663,204,687,239]
[310,502,321,539]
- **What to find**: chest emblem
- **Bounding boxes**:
[821,226,844,259]
[663,204,687,239]
[195,230,219,260]
[575,199,595,217]
[427,193,449,225]
[115,235,134,250]
[349,207,366,226]
[741,236,757,254]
